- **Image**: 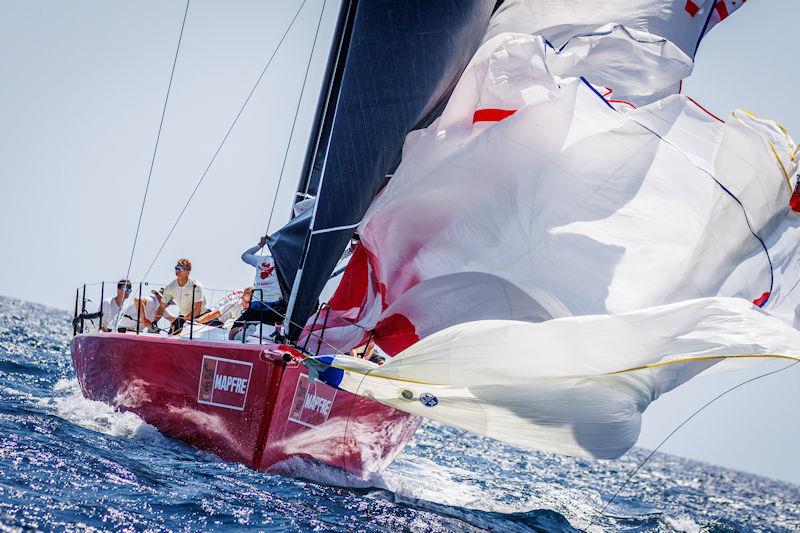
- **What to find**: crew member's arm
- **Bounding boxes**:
[241,235,268,267]
[132,298,151,327]
[196,310,220,324]
[191,299,204,320]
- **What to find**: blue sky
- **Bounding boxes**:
[1,1,799,484]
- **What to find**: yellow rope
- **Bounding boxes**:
[324,352,800,388]
[602,353,800,375]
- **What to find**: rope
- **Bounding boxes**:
[125,0,191,281]
[587,360,799,528]
[140,0,311,281]
[265,0,329,235]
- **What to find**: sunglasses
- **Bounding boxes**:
[174,265,187,271]
[117,285,132,292]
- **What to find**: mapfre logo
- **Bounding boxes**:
[288,373,337,429]
[197,355,253,411]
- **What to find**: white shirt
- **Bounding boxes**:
[142,293,176,324]
[101,296,140,331]
[241,246,282,302]
[162,277,205,316]
[211,291,245,322]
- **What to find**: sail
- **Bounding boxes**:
[295,1,800,458]
[268,0,498,339]
[317,297,800,459]
[485,0,747,58]
[310,23,798,356]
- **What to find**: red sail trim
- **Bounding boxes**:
[685,0,700,17]
[753,291,770,308]
[791,183,800,213]
[715,0,730,20]
[684,96,725,123]
[609,99,636,110]
[473,108,517,123]
[374,313,419,356]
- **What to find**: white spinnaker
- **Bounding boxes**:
[302,8,800,459]
[324,297,800,459]
[319,34,797,351]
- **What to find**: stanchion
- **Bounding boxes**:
[72,288,79,336]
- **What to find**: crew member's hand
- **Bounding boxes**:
[258,235,267,248]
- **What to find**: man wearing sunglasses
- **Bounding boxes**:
[154,258,207,334]
[100,279,142,332]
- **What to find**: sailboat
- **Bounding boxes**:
[72,0,800,479]
[70,0,498,480]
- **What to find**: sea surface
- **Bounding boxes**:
[1,295,798,532]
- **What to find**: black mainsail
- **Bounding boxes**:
[269,0,498,339]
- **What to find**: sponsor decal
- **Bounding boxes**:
[288,373,337,429]
[419,392,438,407]
[197,355,253,411]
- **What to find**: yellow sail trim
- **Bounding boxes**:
[732,109,795,189]
[325,353,800,388]
[602,353,800,376]
[768,141,793,192]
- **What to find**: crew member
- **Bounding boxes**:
[154,258,207,335]
[238,236,285,324]
[100,279,141,332]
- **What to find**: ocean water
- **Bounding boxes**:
[1,296,798,532]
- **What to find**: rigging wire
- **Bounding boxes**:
[140,0,311,281]
[264,0,329,236]
[587,360,799,529]
[125,0,191,281]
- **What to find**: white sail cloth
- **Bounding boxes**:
[308,32,798,355]
[484,0,746,58]
[300,11,800,459]
[323,297,800,459]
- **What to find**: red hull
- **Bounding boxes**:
[70,333,419,480]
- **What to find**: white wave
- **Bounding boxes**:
[42,379,178,450]
[663,515,701,533]
[268,456,386,489]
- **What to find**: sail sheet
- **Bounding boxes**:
[268,0,498,338]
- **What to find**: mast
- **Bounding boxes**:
[281,0,357,336]
[293,0,357,204]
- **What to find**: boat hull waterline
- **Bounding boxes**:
[70,333,420,480]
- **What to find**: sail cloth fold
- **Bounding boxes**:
[316,297,800,459]
[484,0,747,58]
[305,29,799,357]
